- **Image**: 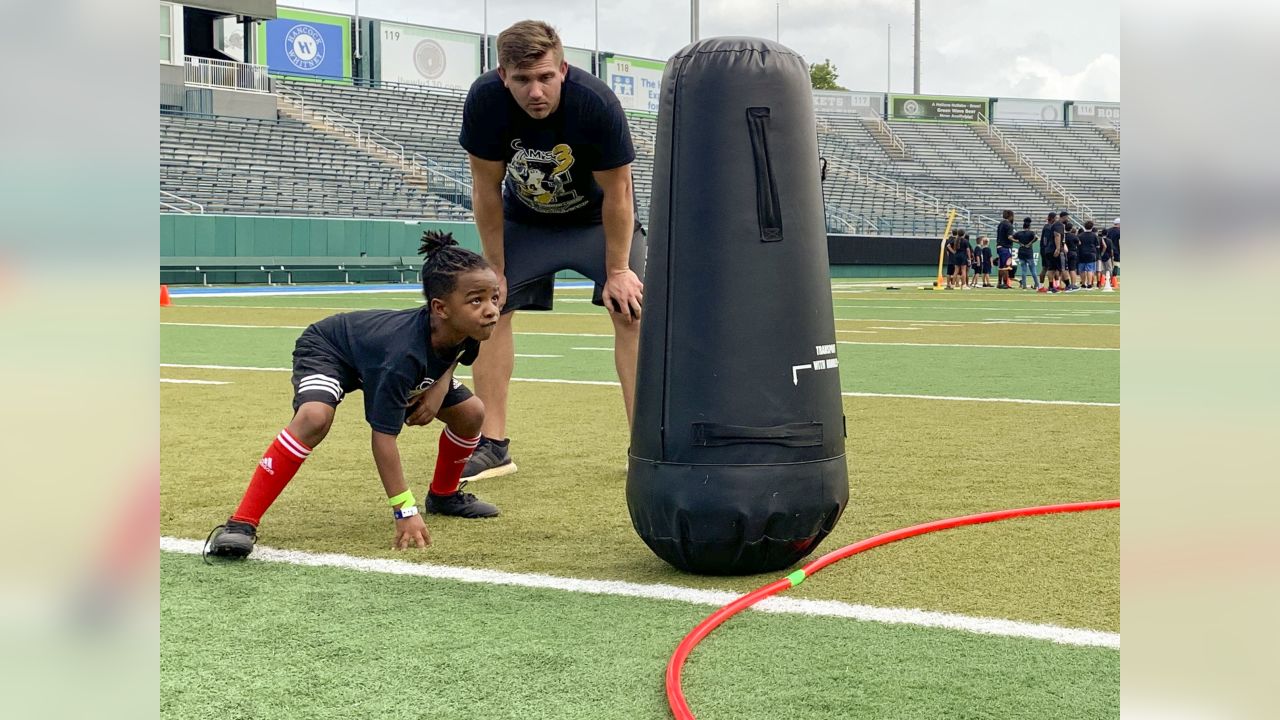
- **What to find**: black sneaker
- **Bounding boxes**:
[460,436,517,480]
[426,482,500,518]
[204,519,257,561]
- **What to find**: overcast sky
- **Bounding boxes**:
[291,0,1119,101]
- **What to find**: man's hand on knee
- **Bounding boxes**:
[603,269,643,322]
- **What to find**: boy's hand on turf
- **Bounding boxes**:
[393,514,432,550]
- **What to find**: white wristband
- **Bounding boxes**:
[393,505,420,520]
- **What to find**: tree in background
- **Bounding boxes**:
[809,59,847,91]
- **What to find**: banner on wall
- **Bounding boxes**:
[993,97,1064,124]
[378,22,480,90]
[889,94,989,122]
[605,55,665,113]
[1069,101,1121,125]
[812,90,884,116]
[257,7,351,79]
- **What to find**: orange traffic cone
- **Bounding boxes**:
[1111,274,1119,289]
[160,285,171,307]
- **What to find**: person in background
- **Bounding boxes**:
[1062,214,1080,291]
[1039,212,1058,293]
[1104,218,1120,289]
[1013,217,1040,290]
[995,210,1015,288]
[1077,220,1101,289]
[945,228,959,289]
[977,236,993,288]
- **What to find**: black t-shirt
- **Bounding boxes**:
[308,307,479,435]
[996,219,1014,248]
[1050,222,1066,253]
[1041,224,1056,254]
[1078,231,1100,261]
[957,238,972,258]
[980,246,993,264]
[459,66,636,226]
[1106,227,1120,260]
[1014,229,1037,260]
[1065,232,1081,253]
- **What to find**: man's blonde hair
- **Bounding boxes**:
[496,20,563,70]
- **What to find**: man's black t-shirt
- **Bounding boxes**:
[1014,229,1037,260]
[459,66,636,226]
[1078,231,1100,262]
[307,307,479,435]
[996,219,1014,248]
[1041,224,1056,255]
[1050,222,1066,254]
[1106,227,1120,260]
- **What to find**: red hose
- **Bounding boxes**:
[665,499,1120,719]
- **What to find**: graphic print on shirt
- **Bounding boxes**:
[506,140,587,215]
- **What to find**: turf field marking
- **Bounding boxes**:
[572,347,614,351]
[160,378,230,385]
[515,354,563,359]
[841,391,1119,407]
[159,364,1115,406]
[837,341,1117,352]
[162,322,307,329]
[867,326,922,331]
[159,537,1118,649]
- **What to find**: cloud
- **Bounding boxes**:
[1002,53,1121,101]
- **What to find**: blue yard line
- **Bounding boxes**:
[170,281,595,297]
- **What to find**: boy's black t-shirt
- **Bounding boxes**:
[1106,227,1120,260]
[980,245,993,264]
[459,66,636,227]
[307,307,479,435]
[996,219,1014,248]
[1065,231,1081,252]
[1014,229,1037,260]
[1078,231,1100,261]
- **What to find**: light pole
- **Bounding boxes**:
[886,24,891,95]
[594,0,600,75]
[776,3,780,42]
[482,0,489,72]
[913,0,921,93]
[691,0,699,43]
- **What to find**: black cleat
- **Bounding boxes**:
[203,520,257,562]
[426,482,500,518]
[460,437,517,480]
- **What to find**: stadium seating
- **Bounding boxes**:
[159,112,471,220]
[160,78,1117,235]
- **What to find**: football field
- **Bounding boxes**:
[160,281,1120,719]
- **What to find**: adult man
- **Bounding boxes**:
[458,20,645,479]
[1038,212,1061,293]
[1104,218,1121,289]
[995,210,1015,288]
[1013,217,1039,290]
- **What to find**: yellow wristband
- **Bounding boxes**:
[387,489,416,509]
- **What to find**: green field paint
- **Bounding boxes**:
[786,569,807,588]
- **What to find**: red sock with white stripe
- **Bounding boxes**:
[429,427,480,496]
[231,428,312,526]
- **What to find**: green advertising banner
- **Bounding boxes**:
[890,94,989,123]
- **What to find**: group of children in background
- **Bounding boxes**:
[947,211,1120,293]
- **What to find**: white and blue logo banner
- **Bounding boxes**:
[266,18,344,77]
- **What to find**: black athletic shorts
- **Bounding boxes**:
[289,327,472,414]
[500,219,647,314]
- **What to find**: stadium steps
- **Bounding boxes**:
[274,93,433,192]
[970,123,1090,217]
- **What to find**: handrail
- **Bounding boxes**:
[978,113,1094,219]
[870,115,908,157]
[825,206,879,233]
[276,85,427,182]
[184,55,269,93]
[823,155,995,229]
[160,189,204,214]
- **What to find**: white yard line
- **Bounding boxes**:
[160,537,1118,649]
[867,326,922,331]
[160,378,230,385]
[838,341,1117,352]
[159,364,1117,406]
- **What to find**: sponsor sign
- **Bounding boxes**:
[890,94,989,122]
[605,55,665,113]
